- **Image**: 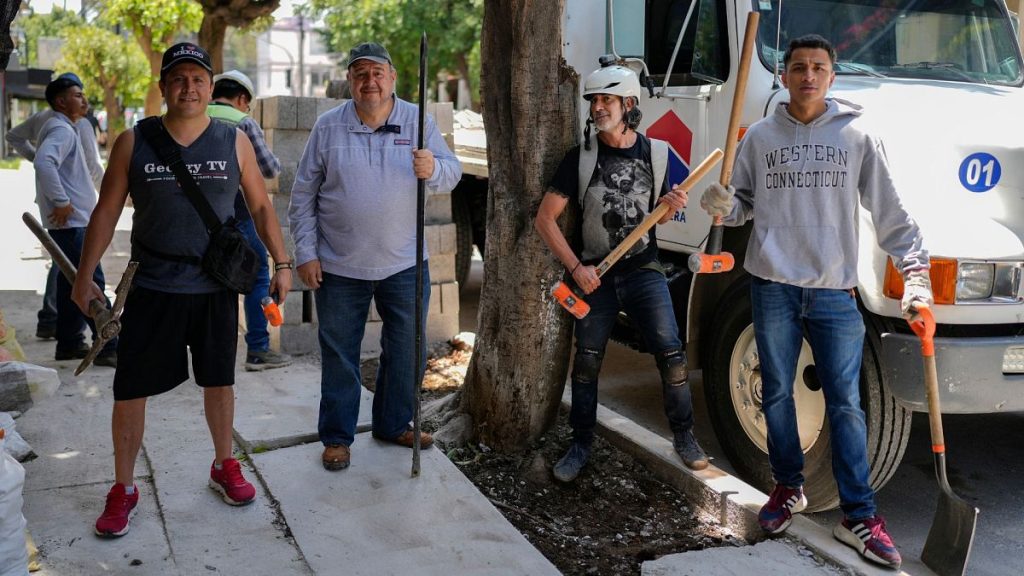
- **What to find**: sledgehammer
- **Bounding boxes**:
[551,148,724,319]
[22,212,137,375]
[686,11,759,275]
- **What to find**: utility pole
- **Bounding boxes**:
[297,14,305,97]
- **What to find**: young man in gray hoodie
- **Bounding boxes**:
[699,35,932,570]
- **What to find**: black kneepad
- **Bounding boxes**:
[657,348,688,387]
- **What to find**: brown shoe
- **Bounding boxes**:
[322,445,350,471]
[374,429,433,449]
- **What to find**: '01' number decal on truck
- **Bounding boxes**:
[958,152,1001,193]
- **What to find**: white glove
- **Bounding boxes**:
[902,269,933,318]
[700,183,735,218]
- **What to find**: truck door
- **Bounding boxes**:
[611,0,733,252]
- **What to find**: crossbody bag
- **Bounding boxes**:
[136,116,259,294]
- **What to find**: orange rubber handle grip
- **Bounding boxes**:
[907,306,935,357]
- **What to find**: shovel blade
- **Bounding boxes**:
[921,492,978,576]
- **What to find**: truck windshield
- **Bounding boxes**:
[755,0,1022,86]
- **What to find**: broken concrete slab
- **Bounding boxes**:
[642,540,847,575]
[252,435,561,576]
[16,379,146,493]
[22,479,178,576]
[232,362,374,452]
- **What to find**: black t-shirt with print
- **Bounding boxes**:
[549,133,668,275]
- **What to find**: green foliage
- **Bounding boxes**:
[102,0,203,52]
[310,0,483,105]
[0,158,22,170]
[18,7,84,67]
[56,24,150,130]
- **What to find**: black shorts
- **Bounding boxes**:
[113,286,238,400]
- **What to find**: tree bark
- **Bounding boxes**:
[137,31,162,117]
[199,15,229,74]
[102,85,125,146]
[459,0,580,451]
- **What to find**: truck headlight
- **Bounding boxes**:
[884,259,1022,304]
[957,263,993,300]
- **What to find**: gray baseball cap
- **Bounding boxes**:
[347,42,392,68]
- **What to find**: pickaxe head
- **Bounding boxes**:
[550,281,591,319]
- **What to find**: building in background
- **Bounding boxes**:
[256,15,341,98]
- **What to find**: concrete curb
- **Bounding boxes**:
[571,394,929,576]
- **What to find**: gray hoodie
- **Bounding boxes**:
[725,98,927,289]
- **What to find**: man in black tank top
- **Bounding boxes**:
[71,43,294,539]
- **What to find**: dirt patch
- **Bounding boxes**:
[358,339,741,575]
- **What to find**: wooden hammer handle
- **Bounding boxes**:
[594,148,724,277]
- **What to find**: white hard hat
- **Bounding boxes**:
[213,69,255,99]
[582,64,641,100]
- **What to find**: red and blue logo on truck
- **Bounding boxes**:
[647,110,693,221]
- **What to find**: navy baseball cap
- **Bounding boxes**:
[347,42,392,68]
[161,43,213,78]
[45,72,84,105]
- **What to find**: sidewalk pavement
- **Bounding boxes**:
[4,288,559,576]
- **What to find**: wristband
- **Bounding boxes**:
[274,261,294,271]
[570,262,581,274]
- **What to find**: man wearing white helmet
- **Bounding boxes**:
[208,69,292,371]
[535,58,708,482]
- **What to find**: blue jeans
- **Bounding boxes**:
[315,264,430,446]
[750,277,875,520]
[38,264,58,327]
[238,217,271,353]
[570,266,693,445]
[49,227,116,355]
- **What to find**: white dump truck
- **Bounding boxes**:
[453,0,1024,510]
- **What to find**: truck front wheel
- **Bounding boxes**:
[702,281,911,512]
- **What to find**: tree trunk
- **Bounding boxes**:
[458,0,580,452]
[138,32,162,117]
[454,52,477,110]
[102,85,125,146]
[199,15,228,74]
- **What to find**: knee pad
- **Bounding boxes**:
[571,347,604,384]
[657,348,688,387]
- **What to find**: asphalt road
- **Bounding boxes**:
[459,258,1024,576]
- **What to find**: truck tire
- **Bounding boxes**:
[452,186,474,291]
[702,280,911,512]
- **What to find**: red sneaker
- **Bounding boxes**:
[208,458,256,506]
[834,515,902,569]
[95,483,139,538]
[758,484,807,534]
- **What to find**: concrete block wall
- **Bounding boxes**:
[255,96,459,358]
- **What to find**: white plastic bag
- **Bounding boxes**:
[0,414,33,463]
[0,362,60,412]
[0,429,29,576]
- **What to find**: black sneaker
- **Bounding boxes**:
[552,443,590,483]
[94,351,117,368]
[55,343,89,360]
[36,324,56,339]
[673,429,709,470]
[245,350,293,371]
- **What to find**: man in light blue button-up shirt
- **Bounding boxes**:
[289,42,461,471]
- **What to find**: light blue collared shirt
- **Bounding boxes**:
[33,112,97,230]
[289,97,462,280]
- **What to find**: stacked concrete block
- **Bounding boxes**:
[258,96,460,358]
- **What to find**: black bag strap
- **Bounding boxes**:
[137,116,223,234]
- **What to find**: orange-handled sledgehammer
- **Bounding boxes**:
[687,11,759,275]
[552,148,724,319]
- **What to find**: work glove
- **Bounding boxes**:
[700,183,735,218]
[901,268,933,319]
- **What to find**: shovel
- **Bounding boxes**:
[907,306,978,576]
